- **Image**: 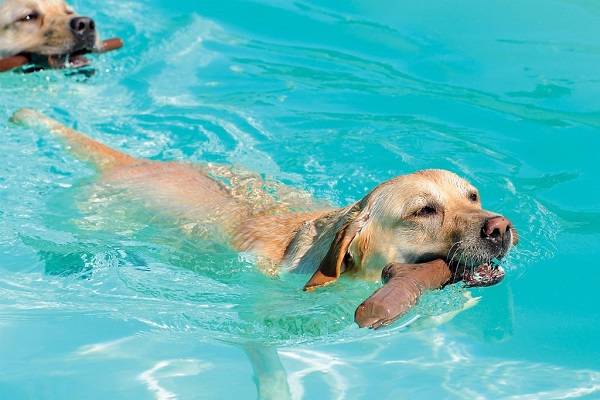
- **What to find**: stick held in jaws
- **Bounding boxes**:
[354,259,452,329]
[0,55,29,73]
[0,38,124,72]
[98,38,124,53]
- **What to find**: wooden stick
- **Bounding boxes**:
[0,55,29,72]
[99,38,123,53]
[0,37,124,72]
[354,259,452,329]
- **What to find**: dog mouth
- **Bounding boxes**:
[25,50,92,70]
[446,250,507,287]
[20,37,98,70]
[461,262,505,287]
[1,38,123,73]
[54,51,91,69]
[446,225,517,287]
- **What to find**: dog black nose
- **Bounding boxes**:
[69,17,96,47]
[70,16,95,35]
[481,216,511,242]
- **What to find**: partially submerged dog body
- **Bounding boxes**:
[0,0,122,71]
[11,109,518,329]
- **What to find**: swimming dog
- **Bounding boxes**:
[11,109,518,329]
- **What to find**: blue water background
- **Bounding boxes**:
[1,0,599,398]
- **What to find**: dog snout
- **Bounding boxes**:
[481,216,513,242]
[69,16,96,48]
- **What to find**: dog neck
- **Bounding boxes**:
[231,205,355,274]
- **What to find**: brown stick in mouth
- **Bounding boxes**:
[354,259,452,329]
[0,37,124,72]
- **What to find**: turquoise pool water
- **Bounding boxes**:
[1,0,599,398]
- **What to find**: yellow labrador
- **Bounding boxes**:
[11,109,518,327]
[0,0,101,68]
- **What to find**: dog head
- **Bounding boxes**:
[0,0,100,64]
[304,169,518,290]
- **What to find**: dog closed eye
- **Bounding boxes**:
[16,11,40,23]
[415,205,438,217]
[15,11,40,23]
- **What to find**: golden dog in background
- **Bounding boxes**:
[0,0,101,67]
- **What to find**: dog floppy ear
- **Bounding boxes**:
[303,206,369,291]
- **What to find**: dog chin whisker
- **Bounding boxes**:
[445,240,463,265]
